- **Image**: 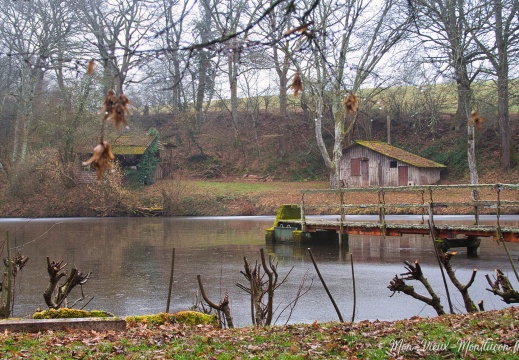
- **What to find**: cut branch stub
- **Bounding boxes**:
[197,275,234,328]
[44,257,91,310]
[3,254,29,276]
[47,258,67,279]
[389,261,445,316]
[388,275,407,294]
[486,269,519,304]
[401,260,423,280]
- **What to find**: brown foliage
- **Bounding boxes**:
[87,59,95,75]
[343,92,358,118]
[101,91,131,129]
[468,110,484,130]
[290,72,303,96]
[82,141,115,180]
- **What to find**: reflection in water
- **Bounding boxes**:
[0,216,518,327]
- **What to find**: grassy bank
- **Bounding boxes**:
[2,177,519,217]
[139,178,519,217]
[1,307,518,359]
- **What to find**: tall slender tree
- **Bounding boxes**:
[468,0,519,168]
[0,0,76,161]
[407,0,484,189]
[294,0,410,188]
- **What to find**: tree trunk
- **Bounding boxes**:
[467,124,479,200]
[497,76,510,168]
[314,94,336,188]
[494,0,512,169]
[228,50,240,141]
[455,68,472,130]
[455,64,479,198]
[331,92,347,189]
[279,75,288,117]
[0,254,29,318]
[0,267,11,318]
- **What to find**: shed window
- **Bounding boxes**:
[389,160,398,168]
[351,158,361,176]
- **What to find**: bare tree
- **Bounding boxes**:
[202,0,250,140]
[293,0,410,188]
[407,0,485,194]
[408,0,483,128]
[0,0,76,162]
[193,0,218,121]
[236,248,299,326]
[155,0,196,115]
[78,0,159,93]
[467,0,519,169]
[261,0,292,116]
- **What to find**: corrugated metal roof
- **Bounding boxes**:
[349,141,446,168]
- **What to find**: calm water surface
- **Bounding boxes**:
[0,216,518,327]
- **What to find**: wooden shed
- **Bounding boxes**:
[340,141,446,187]
[77,130,160,184]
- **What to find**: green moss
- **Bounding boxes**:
[273,204,301,227]
[125,311,217,326]
[33,308,114,319]
[292,230,304,242]
[172,311,218,325]
[265,228,275,242]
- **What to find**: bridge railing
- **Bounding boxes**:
[300,183,519,233]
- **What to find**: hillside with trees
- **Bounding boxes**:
[0,0,517,216]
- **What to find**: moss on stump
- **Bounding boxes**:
[125,311,218,326]
[33,308,114,319]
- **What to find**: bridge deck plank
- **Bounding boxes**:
[277,219,519,242]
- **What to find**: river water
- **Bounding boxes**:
[0,216,518,327]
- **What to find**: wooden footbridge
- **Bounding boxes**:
[265,184,519,255]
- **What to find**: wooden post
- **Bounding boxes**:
[349,253,356,323]
[339,191,344,246]
[5,232,11,318]
[301,193,306,232]
[496,186,519,283]
[420,190,426,224]
[166,248,175,313]
[378,190,386,238]
[427,191,455,314]
[308,248,344,322]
